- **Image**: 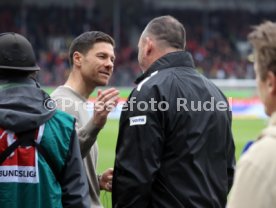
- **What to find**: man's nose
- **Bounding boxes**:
[105,59,114,69]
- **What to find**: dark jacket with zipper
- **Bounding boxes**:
[112,51,235,208]
[0,78,90,208]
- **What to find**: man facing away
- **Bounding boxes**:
[227,21,276,208]
[112,15,235,208]
[0,32,90,208]
[51,31,119,208]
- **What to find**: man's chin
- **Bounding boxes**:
[97,80,109,86]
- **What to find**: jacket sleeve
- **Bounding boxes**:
[60,129,91,208]
[227,111,236,192]
[113,87,164,207]
[77,120,101,158]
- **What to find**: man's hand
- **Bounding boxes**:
[99,168,113,192]
[93,88,119,129]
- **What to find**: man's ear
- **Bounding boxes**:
[73,51,82,68]
[145,37,153,56]
[266,71,276,95]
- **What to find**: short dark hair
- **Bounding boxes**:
[69,31,115,67]
[145,15,186,50]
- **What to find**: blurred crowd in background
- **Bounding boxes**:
[0,3,276,86]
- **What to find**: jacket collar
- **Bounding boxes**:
[135,51,195,84]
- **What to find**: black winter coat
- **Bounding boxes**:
[113,51,235,208]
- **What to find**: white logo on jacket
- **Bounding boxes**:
[129,116,147,126]
[0,125,45,183]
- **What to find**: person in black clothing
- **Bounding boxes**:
[112,15,235,208]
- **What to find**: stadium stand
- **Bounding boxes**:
[0,0,275,86]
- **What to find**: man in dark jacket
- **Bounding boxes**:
[112,15,235,208]
[0,32,90,208]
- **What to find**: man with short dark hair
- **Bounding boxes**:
[113,15,235,207]
[0,32,90,208]
[51,31,119,208]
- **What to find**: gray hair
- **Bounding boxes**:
[144,15,186,50]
